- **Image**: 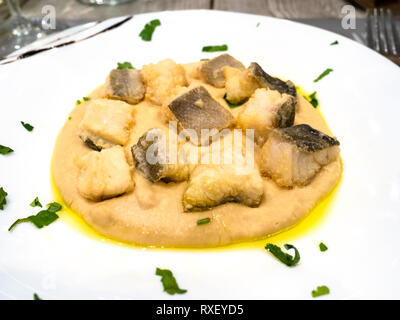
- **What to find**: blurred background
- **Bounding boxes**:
[0,0,399,60]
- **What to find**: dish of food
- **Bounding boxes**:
[1,10,400,299]
[53,54,341,247]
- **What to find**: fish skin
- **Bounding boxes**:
[260,124,340,187]
[248,62,297,99]
[131,128,191,183]
[105,69,145,104]
[84,138,102,151]
[200,54,245,88]
[275,124,340,152]
[168,86,235,137]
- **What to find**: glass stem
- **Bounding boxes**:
[4,0,23,18]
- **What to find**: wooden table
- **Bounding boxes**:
[1,0,367,23]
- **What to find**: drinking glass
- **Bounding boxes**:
[0,0,46,57]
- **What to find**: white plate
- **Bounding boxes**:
[1,10,400,300]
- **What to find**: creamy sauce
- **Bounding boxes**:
[52,62,342,248]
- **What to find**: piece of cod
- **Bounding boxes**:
[260,124,340,187]
[182,164,264,212]
[77,146,134,201]
[237,88,296,145]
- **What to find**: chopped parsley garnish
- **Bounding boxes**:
[311,285,330,298]
[76,100,81,105]
[139,19,161,41]
[21,121,34,132]
[83,96,91,101]
[265,243,300,267]
[33,293,41,300]
[197,217,211,225]
[319,242,328,252]
[256,22,260,27]
[0,187,8,210]
[30,197,42,208]
[202,44,228,52]
[8,202,62,232]
[117,62,134,69]
[155,268,187,295]
[330,40,339,45]
[200,58,210,61]
[305,91,319,108]
[313,68,333,83]
[0,145,13,155]
[223,94,245,109]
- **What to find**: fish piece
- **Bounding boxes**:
[248,62,297,99]
[222,66,259,104]
[131,128,192,183]
[78,99,133,150]
[77,146,134,201]
[104,69,145,104]
[260,124,340,187]
[168,86,235,138]
[237,88,295,145]
[141,59,188,106]
[200,54,245,88]
[182,165,264,212]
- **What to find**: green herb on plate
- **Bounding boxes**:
[197,217,211,225]
[139,19,161,41]
[256,22,260,27]
[155,268,187,295]
[0,187,8,210]
[33,293,41,300]
[223,94,245,109]
[76,100,81,105]
[21,121,34,132]
[305,91,319,108]
[117,61,134,69]
[313,68,333,83]
[8,202,62,231]
[312,285,330,298]
[83,96,91,101]
[0,145,13,155]
[200,58,210,61]
[30,197,42,208]
[330,40,339,45]
[202,44,228,52]
[265,243,300,267]
[319,242,328,252]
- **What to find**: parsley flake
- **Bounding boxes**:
[0,187,8,210]
[117,62,134,69]
[223,94,245,109]
[0,145,13,155]
[305,91,319,108]
[256,22,260,27]
[319,242,328,252]
[313,68,333,83]
[30,197,42,208]
[265,243,300,267]
[197,217,211,225]
[8,202,62,231]
[156,268,187,295]
[76,100,81,105]
[312,285,330,298]
[21,121,34,132]
[139,19,161,41]
[33,293,41,300]
[83,96,91,101]
[202,44,228,52]
[330,40,339,45]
